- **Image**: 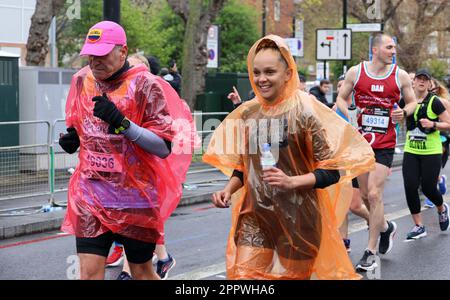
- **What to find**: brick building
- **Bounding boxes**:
[244,0,298,38]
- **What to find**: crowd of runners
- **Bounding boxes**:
[59,20,449,280]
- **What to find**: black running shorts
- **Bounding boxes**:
[374,148,395,168]
[76,231,156,264]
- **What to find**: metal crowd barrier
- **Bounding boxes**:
[0,121,52,215]
[0,113,412,214]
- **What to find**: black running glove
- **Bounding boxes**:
[58,127,80,154]
[92,93,124,129]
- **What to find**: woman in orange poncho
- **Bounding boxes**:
[202,35,375,280]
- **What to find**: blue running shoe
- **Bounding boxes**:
[424,198,435,208]
[156,254,176,280]
[116,271,132,280]
[439,203,449,231]
[439,175,447,195]
[406,225,427,240]
[343,238,351,253]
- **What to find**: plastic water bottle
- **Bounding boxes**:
[41,205,63,212]
[260,143,276,170]
[392,103,399,124]
[347,104,358,128]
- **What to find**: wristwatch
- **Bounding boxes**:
[402,109,407,117]
[115,117,131,134]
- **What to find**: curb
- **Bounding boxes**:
[0,192,213,240]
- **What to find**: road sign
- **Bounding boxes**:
[347,23,382,32]
[294,18,304,57]
[316,29,352,61]
[285,38,303,57]
[207,25,219,68]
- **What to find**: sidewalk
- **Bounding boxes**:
[0,154,404,240]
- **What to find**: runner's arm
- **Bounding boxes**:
[398,70,417,117]
[123,121,171,158]
[335,66,358,117]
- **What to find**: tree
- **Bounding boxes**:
[215,0,259,73]
[26,0,66,66]
[347,0,450,72]
[167,0,227,110]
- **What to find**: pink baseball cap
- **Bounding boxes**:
[80,21,127,56]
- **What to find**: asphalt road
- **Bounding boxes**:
[1,166,450,280]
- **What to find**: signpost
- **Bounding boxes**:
[316,29,352,61]
[347,23,382,32]
[316,28,352,79]
[207,25,219,69]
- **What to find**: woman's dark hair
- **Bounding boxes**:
[146,56,161,75]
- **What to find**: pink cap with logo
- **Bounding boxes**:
[80,21,127,56]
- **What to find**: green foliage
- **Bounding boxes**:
[425,58,449,81]
[57,0,259,73]
[57,0,153,66]
[142,0,185,68]
[215,0,259,73]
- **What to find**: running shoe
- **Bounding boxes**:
[156,254,176,280]
[439,203,449,231]
[379,220,397,254]
[406,225,427,240]
[343,238,351,253]
[356,249,378,272]
[152,252,158,264]
[106,245,124,267]
[439,175,447,195]
[424,198,435,208]
[116,271,132,280]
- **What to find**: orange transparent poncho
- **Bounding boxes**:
[203,35,375,279]
[61,64,195,243]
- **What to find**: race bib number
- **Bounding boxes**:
[84,151,123,173]
[81,135,124,183]
[361,107,390,134]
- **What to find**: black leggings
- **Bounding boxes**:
[402,152,443,215]
[442,139,449,168]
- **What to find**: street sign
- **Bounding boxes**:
[294,18,304,57]
[347,23,382,32]
[285,38,303,57]
[316,29,352,61]
[207,25,219,68]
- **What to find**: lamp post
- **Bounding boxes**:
[262,0,267,36]
[342,0,348,74]
[103,0,121,24]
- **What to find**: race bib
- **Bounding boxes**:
[361,107,390,134]
[84,151,123,173]
[81,135,124,183]
[408,128,427,141]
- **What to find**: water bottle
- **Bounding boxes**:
[41,205,63,212]
[347,104,358,128]
[260,143,276,170]
[392,103,399,124]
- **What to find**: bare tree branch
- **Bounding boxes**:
[167,0,189,23]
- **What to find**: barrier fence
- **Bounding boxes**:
[0,115,408,214]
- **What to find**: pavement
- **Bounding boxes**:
[0,153,405,240]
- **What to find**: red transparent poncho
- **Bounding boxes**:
[203,35,375,279]
[61,64,195,243]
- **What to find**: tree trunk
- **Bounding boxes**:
[26,0,65,66]
[181,0,208,109]
[168,0,226,110]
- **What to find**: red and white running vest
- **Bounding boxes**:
[353,62,401,149]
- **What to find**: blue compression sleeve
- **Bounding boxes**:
[122,121,171,158]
